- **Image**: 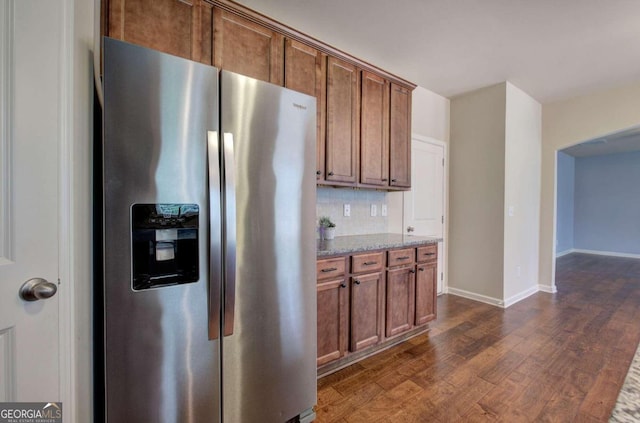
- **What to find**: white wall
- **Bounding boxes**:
[388,86,450,233]
[73,0,95,421]
[449,84,506,301]
[540,81,640,290]
[503,83,541,302]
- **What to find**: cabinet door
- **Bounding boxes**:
[325,57,359,184]
[415,262,437,325]
[317,278,349,366]
[213,8,284,84]
[389,83,412,188]
[360,71,389,186]
[386,266,415,337]
[285,40,327,180]
[350,272,384,352]
[107,0,213,64]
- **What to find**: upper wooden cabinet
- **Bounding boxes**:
[325,57,359,184]
[360,71,390,187]
[213,8,284,84]
[284,40,327,180]
[102,0,415,190]
[106,0,213,64]
[389,83,412,188]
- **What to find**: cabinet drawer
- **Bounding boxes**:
[352,252,384,273]
[388,248,415,266]
[317,257,347,280]
[417,244,438,263]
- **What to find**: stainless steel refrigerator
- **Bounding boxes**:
[98,37,317,423]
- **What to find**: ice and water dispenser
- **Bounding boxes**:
[131,204,200,290]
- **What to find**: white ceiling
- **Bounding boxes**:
[235,0,640,104]
[561,126,640,157]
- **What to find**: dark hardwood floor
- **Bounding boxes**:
[315,253,640,422]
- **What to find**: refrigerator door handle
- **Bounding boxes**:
[223,132,237,336]
[207,130,222,340]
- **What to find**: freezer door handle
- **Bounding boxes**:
[207,131,222,340]
[223,132,237,336]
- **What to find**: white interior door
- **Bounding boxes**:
[0,0,63,402]
[403,136,445,293]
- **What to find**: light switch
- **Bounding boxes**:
[381,204,388,217]
[343,204,351,217]
[371,204,377,217]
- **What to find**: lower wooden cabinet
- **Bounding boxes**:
[415,261,437,326]
[350,272,384,352]
[317,243,437,373]
[385,266,415,337]
[316,278,348,366]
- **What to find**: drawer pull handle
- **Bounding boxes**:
[340,283,347,288]
[354,280,361,285]
[396,256,410,260]
[328,171,334,176]
[363,261,378,266]
[316,170,322,176]
[321,267,338,273]
[423,252,435,256]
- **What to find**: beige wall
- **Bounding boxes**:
[449,84,506,300]
[540,81,640,289]
[503,83,541,301]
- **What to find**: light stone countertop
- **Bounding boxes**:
[317,233,441,257]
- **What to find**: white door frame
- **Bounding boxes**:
[407,133,449,294]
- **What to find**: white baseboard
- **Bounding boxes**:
[503,285,539,308]
[572,249,640,259]
[447,287,504,308]
[538,284,557,293]
[447,285,547,308]
[556,248,575,258]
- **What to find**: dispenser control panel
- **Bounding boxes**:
[131,203,199,290]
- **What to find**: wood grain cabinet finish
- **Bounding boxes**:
[284,39,327,180]
[415,244,437,325]
[385,265,415,337]
[389,83,412,188]
[350,272,384,352]
[213,7,284,84]
[325,57,359,184]
[349,251,385,352]
[360,71,390,186]
[415,261,437,326]
[106,0,213,64]
[317,256,348,366]
[317,278,349,366]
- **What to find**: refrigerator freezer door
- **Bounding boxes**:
[102,38,221,422]
[220,71,317,422]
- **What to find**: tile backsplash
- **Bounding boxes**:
[316,187,388,237]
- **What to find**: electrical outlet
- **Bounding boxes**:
[381,204,387,217]
[343,204,351,217]
[371,204,377,217]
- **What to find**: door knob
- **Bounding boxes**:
[19,278,57,302]
[407,226,415,233]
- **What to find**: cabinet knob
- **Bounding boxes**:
[354,280,361,285]
[418,267,425,272]
[391,179,397,183]
[340,283,347,288]
[409,269,416,274]
[328,171,334,176]
[381,178,388,182]
[316,170,322,176]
